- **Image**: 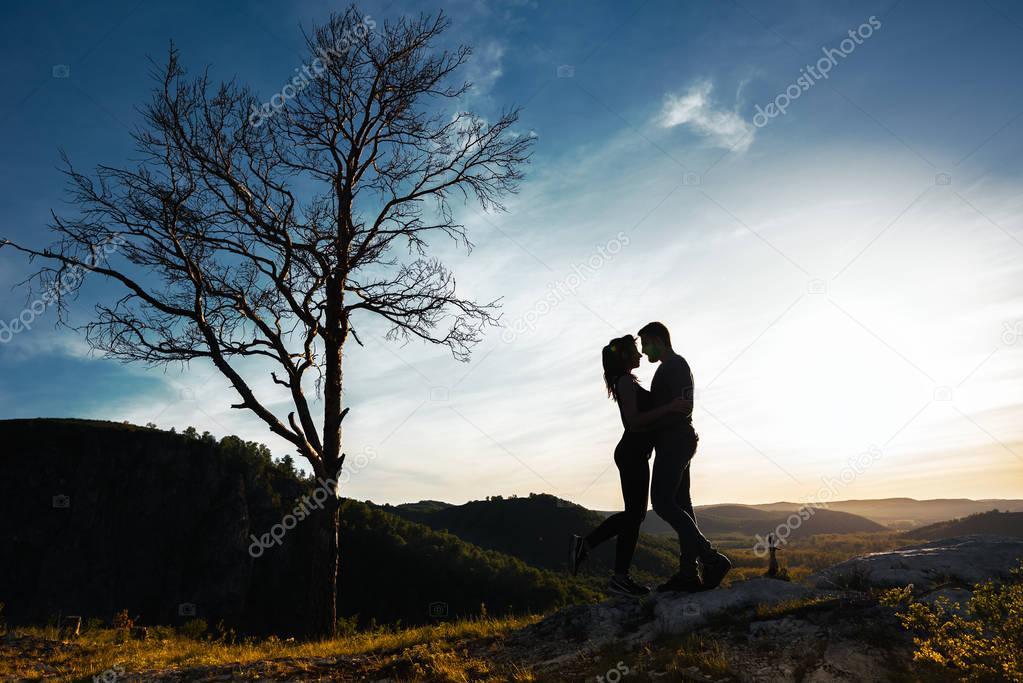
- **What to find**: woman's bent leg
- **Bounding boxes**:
[585,511,625,550]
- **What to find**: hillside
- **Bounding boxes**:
[902,509,1023,539]
[7,536,1022,681]
[0,419,592,634]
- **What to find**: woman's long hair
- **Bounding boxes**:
[602,335,638,402]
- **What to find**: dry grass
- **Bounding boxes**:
[754,595,831,619]
[665,634,732,677]
[1,615,541,682]
[561,634,735,681]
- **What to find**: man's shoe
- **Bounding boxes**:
[698,550,732,591]
[570,534,588,576]
[656,571,703,593]
[608,573,650,598]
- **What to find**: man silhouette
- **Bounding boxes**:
[638,321,731,592]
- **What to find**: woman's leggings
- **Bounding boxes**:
[584,431,652,574]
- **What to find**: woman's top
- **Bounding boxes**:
[616,375,654,431]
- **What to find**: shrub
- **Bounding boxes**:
[335,615,360,638]
[881,561,1023,681]
[179,618,208,640]
[111,609,133,631]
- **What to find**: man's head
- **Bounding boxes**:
[637,321,672,362]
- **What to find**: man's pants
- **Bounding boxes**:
[650,427,713,566]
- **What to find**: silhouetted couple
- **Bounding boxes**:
[571,322,731,597]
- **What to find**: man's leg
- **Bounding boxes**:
[675,433,731,590]
[650,434,703,578]
[673,450,713,558]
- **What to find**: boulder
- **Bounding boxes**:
[652,578,813,635]
[809,535,1023,591]
[505,577,820,670]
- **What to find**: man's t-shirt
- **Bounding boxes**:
[650,352,695,431]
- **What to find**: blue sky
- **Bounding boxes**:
[1,0,1022,508]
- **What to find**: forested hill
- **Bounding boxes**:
[0,419,593,634]
[386,494,680,581]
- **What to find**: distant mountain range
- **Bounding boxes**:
[743,498,1023,529]
[385,494,1023,556]
[902,510,1023,539]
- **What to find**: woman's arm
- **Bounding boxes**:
[617,378,688,431]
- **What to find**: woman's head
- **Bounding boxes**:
[602,334,641,401]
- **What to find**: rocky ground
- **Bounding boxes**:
[494,535,1022,681]
[4,535,1021,682]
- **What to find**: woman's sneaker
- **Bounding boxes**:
[609,573,650,597]
[570,535,589,576]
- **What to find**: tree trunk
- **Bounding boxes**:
[305,491,340,639]
[307,273,345,640]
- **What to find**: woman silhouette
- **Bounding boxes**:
[570,334,691,596]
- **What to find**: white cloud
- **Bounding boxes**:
[658,79,755,152]
[464,40,505,100]
[1,326,92,362]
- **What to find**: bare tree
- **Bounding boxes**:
[1,6,531,638]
